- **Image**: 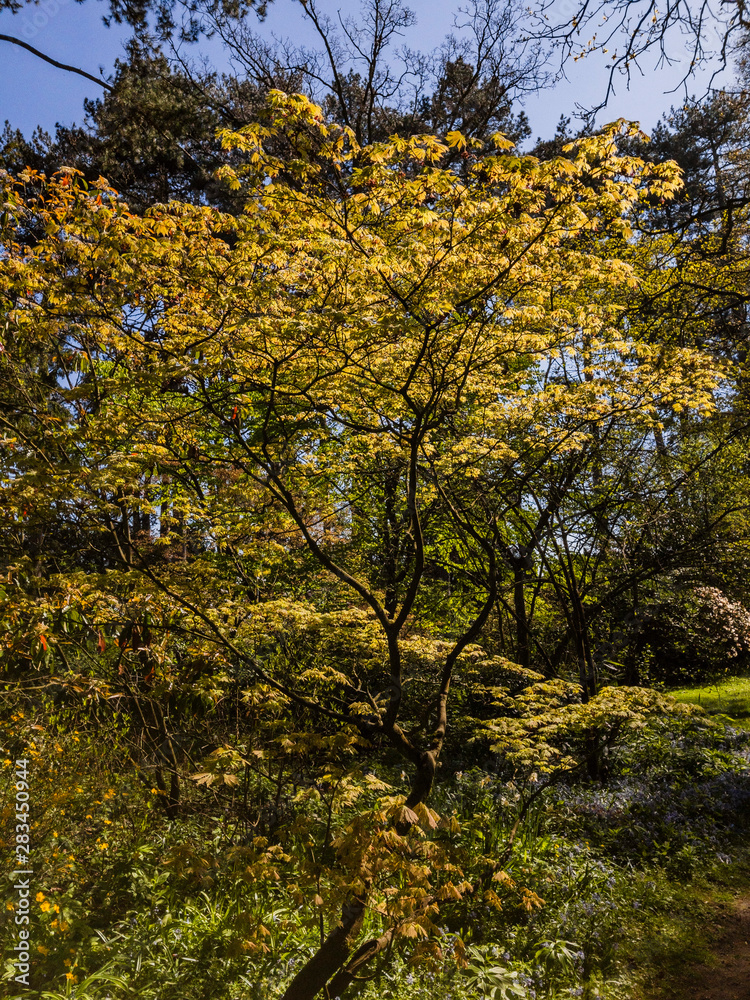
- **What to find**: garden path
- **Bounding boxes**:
[655,891,750,1000]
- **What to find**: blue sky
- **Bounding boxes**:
[0,0,731,144]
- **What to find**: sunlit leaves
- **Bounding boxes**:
[0,91,732,993]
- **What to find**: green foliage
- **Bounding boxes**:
[462,945,527,999]
[2,673,750,999]
[1,82,750,1000]
[631,585,750,686]
[481,684,699,780]
[670,674,750,730]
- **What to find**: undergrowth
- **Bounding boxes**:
[1,685,749,1000]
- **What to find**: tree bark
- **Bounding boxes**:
[325,927,395,998]
[281,896,368,1000]
[511,549,532,671]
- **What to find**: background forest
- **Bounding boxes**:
[1,2,750,998]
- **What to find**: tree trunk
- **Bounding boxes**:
[325,927,395,998]
[507,544,534,670]
[513,556,531,671]
[404,751,436,809]
[281,896,368,1000]
[280,750,436,999]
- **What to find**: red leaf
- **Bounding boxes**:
[98,632,106,652]
[39,634,48,651]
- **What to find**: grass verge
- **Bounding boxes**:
[669,675,750,730]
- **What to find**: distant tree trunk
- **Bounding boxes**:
[153,764,180,820]
[175,510,187,561]
[570,587,596,701]
[623,646,641,686]
[507,545,534,670]
[27,527,45,578]
[623,586,642,685]
[116,490,134,565]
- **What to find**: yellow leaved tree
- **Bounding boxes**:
[0,92,721,996]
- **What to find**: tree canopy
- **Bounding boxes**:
[1,90,737,996]
[4,2,750,997]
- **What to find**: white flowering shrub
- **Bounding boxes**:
[637,585,750,683]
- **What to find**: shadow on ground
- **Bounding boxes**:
[701,698,750,721]
[646,892,750,1000]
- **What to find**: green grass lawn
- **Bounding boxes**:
[669,674,750,730]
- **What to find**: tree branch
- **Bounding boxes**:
[0,34,113,91]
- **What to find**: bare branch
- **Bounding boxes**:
[0,33,114,90]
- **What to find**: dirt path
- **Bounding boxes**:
[655,893,750,1000]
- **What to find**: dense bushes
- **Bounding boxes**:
[2,681,749,1000]
[629,585,750,686]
